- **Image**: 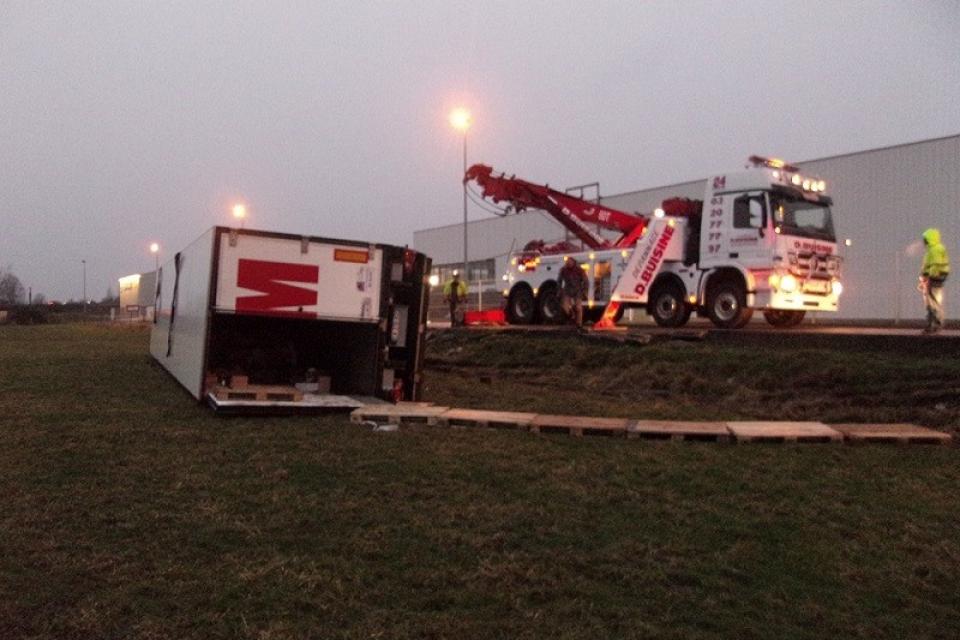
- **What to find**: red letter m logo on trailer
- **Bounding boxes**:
[236,259,318,317]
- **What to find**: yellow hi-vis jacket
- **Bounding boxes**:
[921,228,950,280]
[443,278,468,300]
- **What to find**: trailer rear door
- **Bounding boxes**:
[214,231,383,322]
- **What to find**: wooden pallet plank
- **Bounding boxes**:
[727,421,842,443]
[213,384,303,402]
[629,420,731,442]
[830,423,952,445]
[350,404,449,425]
[437,409,537,430]
[530,415,630,437]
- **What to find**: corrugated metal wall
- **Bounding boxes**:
[414,211,577,265]
[799,136,960,319]
[414,135,960,319]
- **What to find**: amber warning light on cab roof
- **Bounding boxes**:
[750,155,826,194]
[748,155,799,173]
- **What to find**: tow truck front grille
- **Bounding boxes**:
[789,252,840,279]
[802,279,831,295]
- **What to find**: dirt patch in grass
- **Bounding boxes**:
[422,330,960,431]
[1,324,958,639]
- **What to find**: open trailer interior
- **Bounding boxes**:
[150,226,430,414]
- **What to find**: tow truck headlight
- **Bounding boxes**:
[428,274,440,287]
[832,280,843,296]
[768,273,781,289]
[780,274,798,293]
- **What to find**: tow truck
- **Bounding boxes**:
[465,156,843,329]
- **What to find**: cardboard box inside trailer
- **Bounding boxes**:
[150,227,430,413]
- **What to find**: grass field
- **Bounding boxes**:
[2,324,959,639]
[425,329,960,431]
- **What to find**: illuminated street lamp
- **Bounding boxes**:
[449,107,471,279]
[149,242,160,271]
[232,203,247,228]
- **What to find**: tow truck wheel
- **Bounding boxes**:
[650,283,691,328]
[506,286,536,325]
[537,286,563,324]
[763,309,806,327]
[707,281,753,329]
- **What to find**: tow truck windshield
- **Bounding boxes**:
[770,193,835,241]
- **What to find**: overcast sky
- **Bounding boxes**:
[1,1,958,301]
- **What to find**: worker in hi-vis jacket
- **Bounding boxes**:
[443,271,468,327]
[557,257,588,328]
[919,227,950,334]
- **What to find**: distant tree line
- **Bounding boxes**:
[0,266,26,305]
[0,266,119,324]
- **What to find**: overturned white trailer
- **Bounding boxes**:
[150,226,431,413]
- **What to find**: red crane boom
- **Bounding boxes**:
[464,164,649,251]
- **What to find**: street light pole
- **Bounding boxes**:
[449,107,471,280]
[81,259,87,312]
[895,250,901,326]
[462,128,468,279]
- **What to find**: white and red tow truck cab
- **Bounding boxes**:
[698,156,841,327]
[498,155,843,329]
[150,226,431,413]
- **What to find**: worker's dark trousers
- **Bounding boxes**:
[449,301,459,326]
[926,282,945,329]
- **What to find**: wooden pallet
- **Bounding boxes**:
[530,415,630,437]
[213,384,303,402]
[437,409,536,430]
[727,421,842,443]
[628,420,731,442]
[830,423,952,445]
[349,403,450,426]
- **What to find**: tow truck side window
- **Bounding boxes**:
[733,193,766,230]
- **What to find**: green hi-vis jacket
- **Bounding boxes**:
[921,228,950,280]
[443,279,468,299]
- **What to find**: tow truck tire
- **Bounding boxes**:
[763,309,806,327]
[649,282,691,328]
[506,286,536,325]
[707,281,753,329]
[537,285,563,325]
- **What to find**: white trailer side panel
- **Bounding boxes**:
[213,230,383,322]
[150,229,215,399]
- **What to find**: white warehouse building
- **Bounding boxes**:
[414,134,960,320]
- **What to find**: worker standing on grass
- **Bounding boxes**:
[919,228,950,334]
[443,271,468,327]
[558,257,587,328]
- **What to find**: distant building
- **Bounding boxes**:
[414,134,960,320]
[117,271,157,321]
